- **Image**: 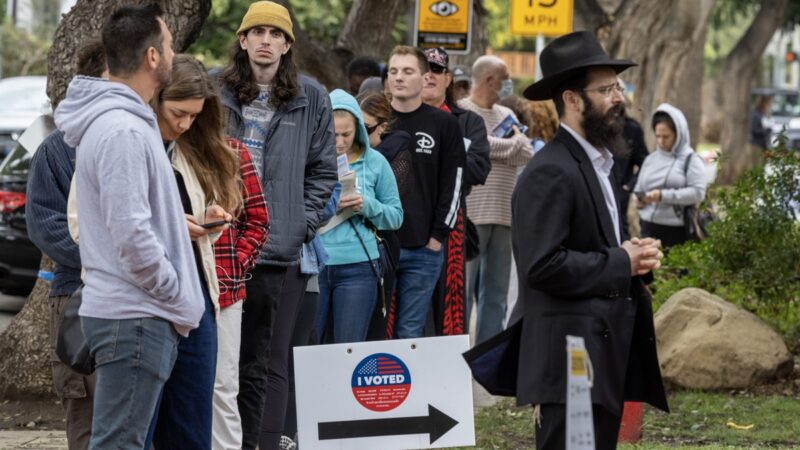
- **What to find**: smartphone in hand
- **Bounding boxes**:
[200,220,229,229]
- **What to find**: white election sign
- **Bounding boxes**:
[294,335,475,449]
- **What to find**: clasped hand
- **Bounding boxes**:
[621,237,663,276]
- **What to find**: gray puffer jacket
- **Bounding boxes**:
[215,73,337,266]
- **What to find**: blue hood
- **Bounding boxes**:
[329,89,371,157]
[54,76,158,148]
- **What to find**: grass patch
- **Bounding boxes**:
[450,390,800,449]
[642,390,800,447]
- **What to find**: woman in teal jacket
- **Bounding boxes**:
[314,89,403,343]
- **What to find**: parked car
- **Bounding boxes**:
[752,87,800,150]
[0,76,49,159]
[0,141,40,296]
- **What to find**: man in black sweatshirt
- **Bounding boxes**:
[387,45,465,339]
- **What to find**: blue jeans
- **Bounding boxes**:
[148,289,218,450]
[394,246,445,338]
[81,316,179,450]
[315,261,379,343]
[466,224,512,344]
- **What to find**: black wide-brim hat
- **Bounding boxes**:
[523,31,636,101]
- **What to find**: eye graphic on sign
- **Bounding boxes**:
[430,1,459,17]
[351,353,412,412]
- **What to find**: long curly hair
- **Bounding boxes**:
[154,54,243,214]
[219,38,299,109]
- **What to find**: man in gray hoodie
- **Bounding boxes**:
[53,5,205,448]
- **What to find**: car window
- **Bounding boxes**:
[771,93,800,117]
[0,145,31,177]
[0,81,48,112]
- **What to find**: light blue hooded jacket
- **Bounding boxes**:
[321,89,403,265]
[54,76,205,336]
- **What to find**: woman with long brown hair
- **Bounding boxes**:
[145,54,268,450]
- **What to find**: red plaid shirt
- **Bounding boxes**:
[215,139,269,308]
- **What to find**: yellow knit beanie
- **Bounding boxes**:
[236,1,295,42]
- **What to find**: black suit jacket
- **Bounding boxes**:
[510,126,668,415]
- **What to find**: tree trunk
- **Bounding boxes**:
[0,257,55,399]
[336,0,412,58]
[46,0,211,107]
[276,0,411,90]
[0,0,211,400]
[716,0,788,185]
[602,0,714,149]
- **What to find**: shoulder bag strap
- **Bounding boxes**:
[348,218,386,316]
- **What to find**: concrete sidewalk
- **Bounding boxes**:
[0,431,67,449]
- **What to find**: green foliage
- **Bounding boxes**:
[187,0,252,69]
[653,137,800,337]
[705,0,800,79]
[711,0,800,31]
[705,8,754,79]
[485,0,538,51]
[0,21,50,77]
[188,0,409,68]
[289,0,353,47]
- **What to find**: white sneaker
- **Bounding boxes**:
[279,435,297,450]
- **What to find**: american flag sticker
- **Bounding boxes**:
[351,353,412,412]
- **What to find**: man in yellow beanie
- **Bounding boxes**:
[211,2,337,450]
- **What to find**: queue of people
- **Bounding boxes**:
[24,2,710,449]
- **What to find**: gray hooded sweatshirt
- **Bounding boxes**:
[54,76,204,336]
[634,103,707,227]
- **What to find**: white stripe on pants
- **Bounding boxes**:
[212,301,243,450]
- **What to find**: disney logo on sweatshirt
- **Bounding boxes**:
[415,132,435,155]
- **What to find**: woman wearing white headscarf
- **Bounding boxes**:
[634,103,707,248]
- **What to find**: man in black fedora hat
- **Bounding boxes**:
[510,30,669,449]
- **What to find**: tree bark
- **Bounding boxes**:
[0,257,55,399]
[275,0,411,90]
[600,0,714,149]
[0,0,211,400]
[46,0,211,107]
[716,0,788,185]
[336,0,412,58]
[448,0,489,69]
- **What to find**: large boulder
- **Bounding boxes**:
[654,288,793,389]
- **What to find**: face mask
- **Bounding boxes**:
[498,79,514,99]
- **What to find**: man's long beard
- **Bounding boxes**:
[581,93,629,158]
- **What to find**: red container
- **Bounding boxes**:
[617,401,643,443]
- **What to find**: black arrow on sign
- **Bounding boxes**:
[318,404,459,444]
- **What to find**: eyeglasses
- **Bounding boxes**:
[582,83,625,98]
[365,121,384,134]
[429,65,447,74]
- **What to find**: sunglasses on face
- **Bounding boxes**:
[365,121,384,134]
[429,65,447,74]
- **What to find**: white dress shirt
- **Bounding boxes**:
[561,124,621,245]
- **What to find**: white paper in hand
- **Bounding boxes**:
[337,153,351,178]
[566,335,595,450]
